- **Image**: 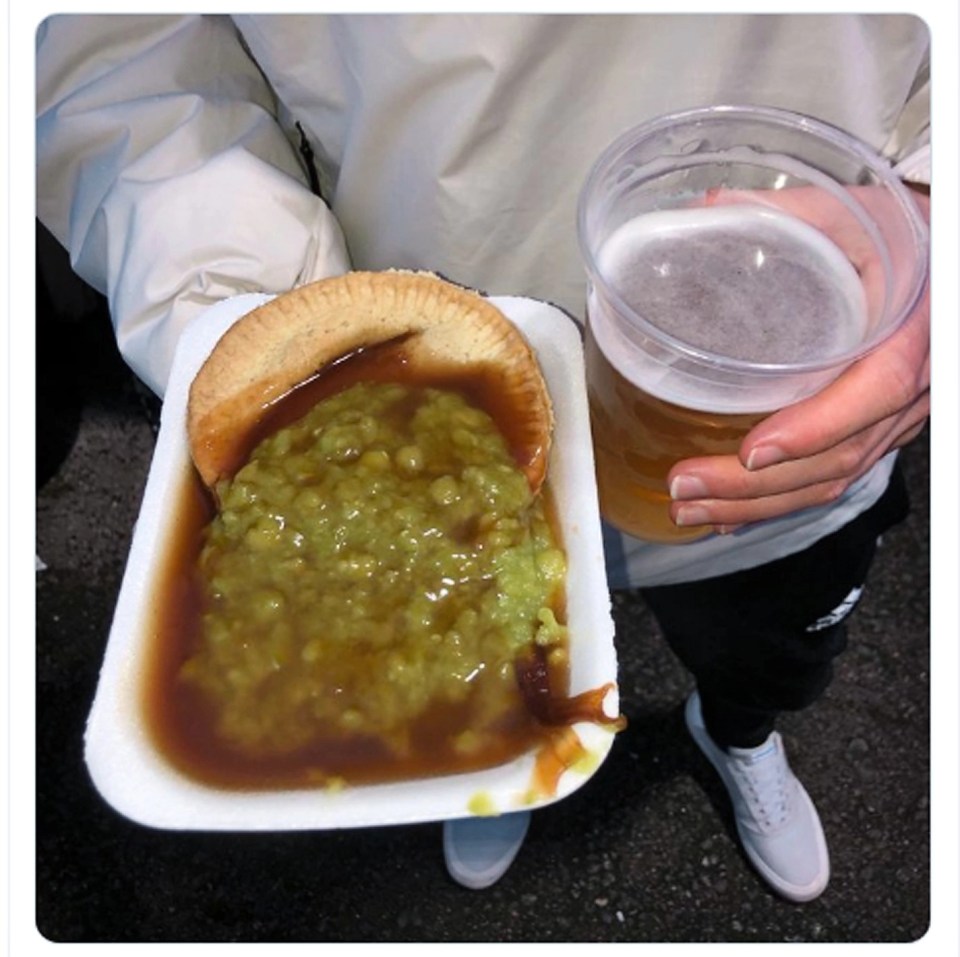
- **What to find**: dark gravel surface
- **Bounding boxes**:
[31,266,937,947]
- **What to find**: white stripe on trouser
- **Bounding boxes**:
[805,586,864,633]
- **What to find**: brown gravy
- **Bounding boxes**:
[141,340,620,792]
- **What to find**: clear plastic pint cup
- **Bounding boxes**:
[577,104,929,544]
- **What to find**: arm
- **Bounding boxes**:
[36,14,350,396]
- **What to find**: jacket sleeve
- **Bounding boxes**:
[883,45,931,185]
[36,13,351,396]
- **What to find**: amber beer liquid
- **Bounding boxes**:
[585,204,868,543]
[585,329,767,543]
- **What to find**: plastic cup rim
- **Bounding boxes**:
[576,103,930,378]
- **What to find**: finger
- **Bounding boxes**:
[669,399,926,502]
[670,476,856,530]
[669,449,857,511]
[740,315,930,472]
[668,419,928,531]
[889,416,929,451]
[668,403,928,521]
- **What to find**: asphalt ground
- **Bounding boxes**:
[32,247,935,947]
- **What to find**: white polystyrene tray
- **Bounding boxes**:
[84,292,619,831]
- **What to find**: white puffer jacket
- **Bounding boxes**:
[35,13,931,586]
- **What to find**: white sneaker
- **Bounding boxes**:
[442,810,531,889]
[685,691,830,902]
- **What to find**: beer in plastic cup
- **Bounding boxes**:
[577,105,929,544]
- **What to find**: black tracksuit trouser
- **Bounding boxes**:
[638,463,910,750]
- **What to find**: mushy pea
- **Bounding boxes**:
[179,381,567,760]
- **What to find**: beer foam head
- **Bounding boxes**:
[597,205,867,364]
[591,205,869,412]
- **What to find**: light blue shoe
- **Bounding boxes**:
[442,811,532,889]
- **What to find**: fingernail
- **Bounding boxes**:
[746,444,786,471]
[670,474,709,500]
[675,504,711,527]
